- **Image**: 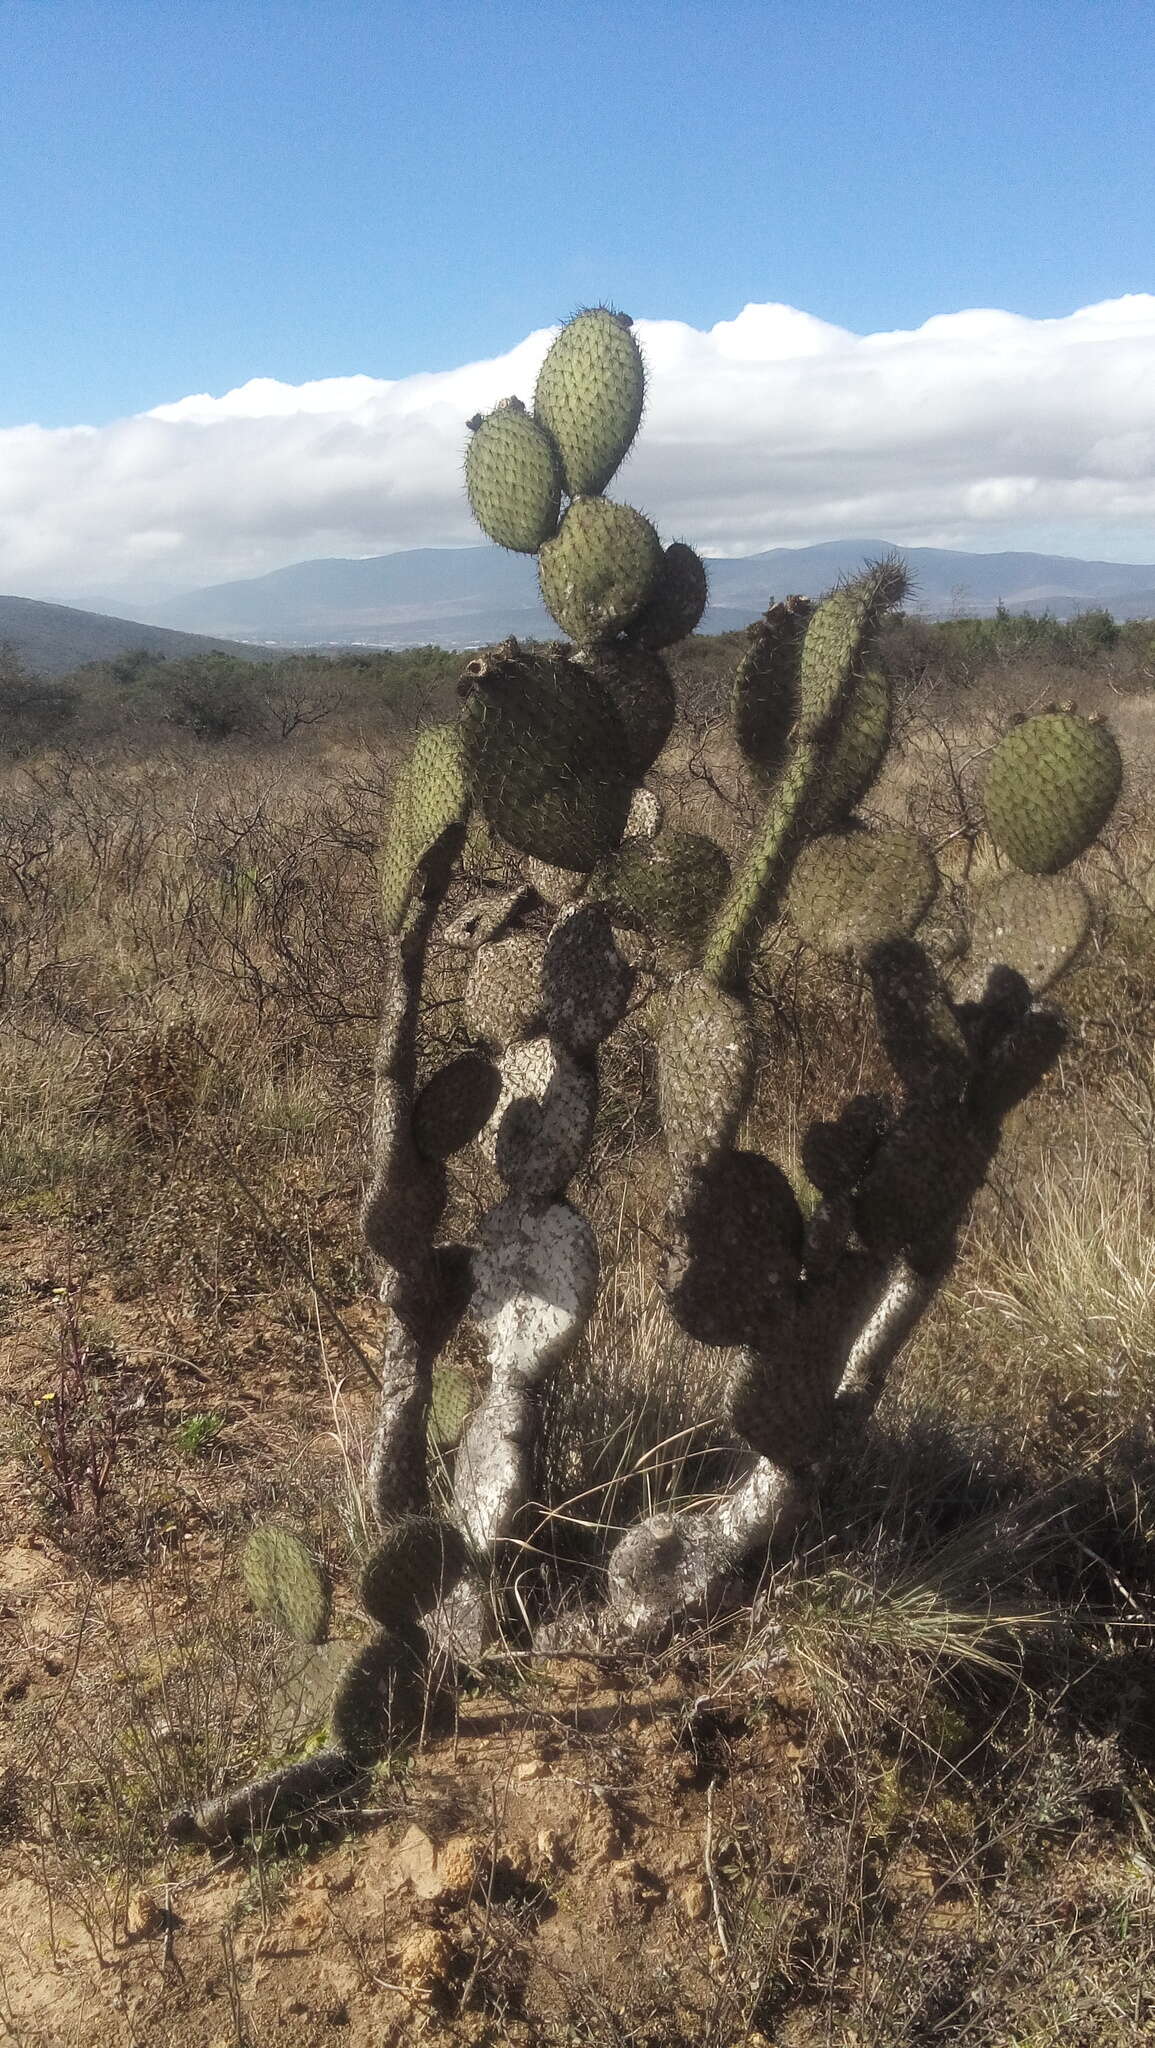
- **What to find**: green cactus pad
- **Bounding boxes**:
[412,1053,502,1158]
[658,971,754,1169]
[408,723,469,869]
[242,1527,332,1645]
[960,870,1092,999]
[359,1517,468,1626]
[577,645,676,777]
[811,665,893,831]
[463,933,547,1047]
[662,1151,803,1347]
[786,829,939,959]
[329,1624,426,1764]
[982,711,1122,874]
[627,542,709,650]
[465,398,563,553]
[460,640,635,869]
[538,498,662,646]
[732,596,812,783]
[429,1365,476,1450]
[795,559,908,744]
[377,752,415,936]
[592,830,732,947]
[533,307,645,497]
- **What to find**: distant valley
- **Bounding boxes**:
[6,540,1155,674]
[122,540,1155,646]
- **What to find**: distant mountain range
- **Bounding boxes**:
[0,593,281,677]
[131,541,1155,648]
[6,540,1155,675]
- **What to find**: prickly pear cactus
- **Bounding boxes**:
[242,1526,331,1645]
[172,301,1129,1846]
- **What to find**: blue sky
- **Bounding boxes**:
[2,0,1154,598]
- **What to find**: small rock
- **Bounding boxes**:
[397,1926,458,1991]
[126,1889,166,1939]
[515,1757,550,1782]
[680,1880,710,1922]
[438,1834,484,1900]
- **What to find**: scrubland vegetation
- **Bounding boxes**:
[1,613,1154,2046]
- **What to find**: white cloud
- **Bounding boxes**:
[3,298,1155,605]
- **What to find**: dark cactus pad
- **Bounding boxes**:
[732,596,811,783]
[577,644,676,777]
[412,1054,502,1158]
[592,830,732,947]
[662,1151,803,1347]
[330,1624,427,1764]
[360,1517,468,1626]
[460,641,635,869]
[627,542,709,649]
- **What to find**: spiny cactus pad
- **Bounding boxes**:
[801,1094,891,1198]
[359,1517,468,1626]
[465,398,563,553]
[960,870,1092,999]
[982,711,1122,873]
[412,1053,502,1159]
[541,901,636,1054]
[479,1035,597,1197]
[662,1151,803,1347]
[408,723,469,872]
[786,829,939,958]
[471,1195,599,1382]
[538,497,662,646]
[329,1624,426,1763]
[627,541,709,650]
[797,561,908,741]
[460,642,634,869]
[593,830,732,947]
[732,596,812,783]
[429,1364,476,1449]
[464,933,547,1048]
[811,665,893,831]
[728,1338,838,1467]
[242,1527,332,1645]
[533,307,645,497]
[658,972,754,1169]
[577,645,676,777]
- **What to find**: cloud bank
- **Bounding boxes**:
[3,297,1155,605]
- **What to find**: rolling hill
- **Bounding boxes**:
[133,541,1155,650]
[0,594,283,676]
